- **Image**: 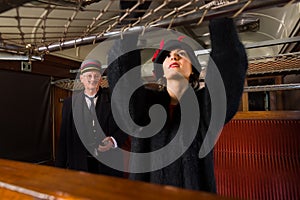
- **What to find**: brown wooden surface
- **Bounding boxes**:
[0,188,34,200]
[241,80,249,111]
[52,86,72,160]
[0,159,231,200]
[234,111,300,120]
[0,55,80,79]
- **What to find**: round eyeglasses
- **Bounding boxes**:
[83,74,101,80]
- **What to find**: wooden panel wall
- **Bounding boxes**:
[51,86,72,160]
[0,54,80,79]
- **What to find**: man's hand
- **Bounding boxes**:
[98,137,114,152]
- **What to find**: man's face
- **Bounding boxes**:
[80,70,102,91]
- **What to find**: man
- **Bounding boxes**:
[55,59,127,177]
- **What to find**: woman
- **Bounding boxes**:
[107,17,248,192]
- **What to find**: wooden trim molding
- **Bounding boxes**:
[233,111,300,120]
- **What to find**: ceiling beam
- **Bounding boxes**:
[0,0,34,14]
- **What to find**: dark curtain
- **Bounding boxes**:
[0,70,51,163]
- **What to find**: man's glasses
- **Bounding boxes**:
[83,74,101,80]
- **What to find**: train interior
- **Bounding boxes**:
[0,0,299,199]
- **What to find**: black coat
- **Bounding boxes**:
[107,18,248,192]
[55,87,128,177]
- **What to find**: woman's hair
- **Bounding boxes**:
[152,39,202,90]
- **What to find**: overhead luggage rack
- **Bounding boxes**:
[0,0,299,57]
[248,51,300,75]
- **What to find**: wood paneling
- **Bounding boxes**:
[234,111,300,120]
[0,55,80,79]
[52,86,72,160]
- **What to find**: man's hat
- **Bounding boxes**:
[80,59,102,74]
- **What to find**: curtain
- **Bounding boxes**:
[0,70,51,163]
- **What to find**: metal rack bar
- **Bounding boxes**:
[36,0,300,54]
[244,83,300,92]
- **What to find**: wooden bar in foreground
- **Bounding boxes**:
[0,159,231,200]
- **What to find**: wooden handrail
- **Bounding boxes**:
[234,111,300,120]
[0,159,230,200]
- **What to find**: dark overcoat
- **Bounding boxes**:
[107,18,248,192]
[55,87,128,176]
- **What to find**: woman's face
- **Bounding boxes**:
[162,49,192,80]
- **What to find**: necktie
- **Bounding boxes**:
[84,94,98,157]
[86,96,95,109]
[85,94,98,110]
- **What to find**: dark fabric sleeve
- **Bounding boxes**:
[97,88,128,147]
[108,110,128,148]
[106,0,153,138]
[107,33,150,180]
[107,34,141,91]
[107,33,146,129]
[208,17,248,123]
[55,98,71,168]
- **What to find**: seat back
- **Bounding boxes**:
[214,118,300,200]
